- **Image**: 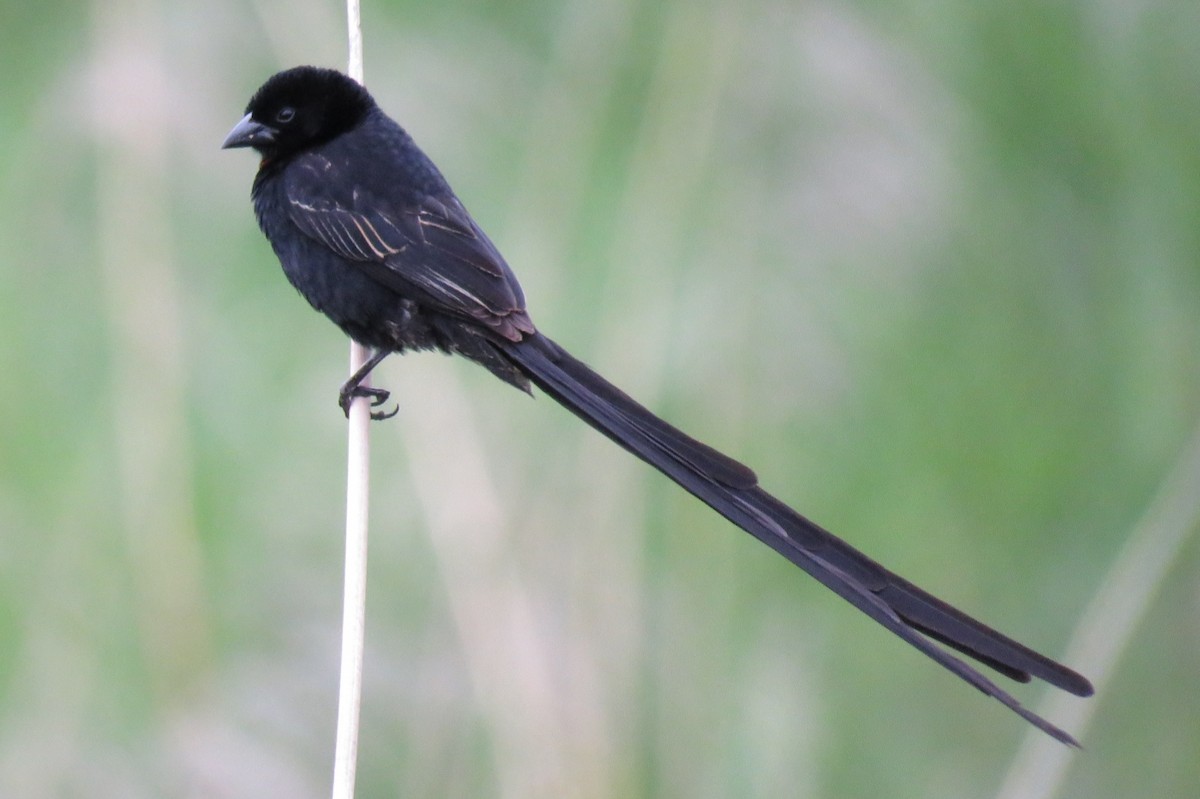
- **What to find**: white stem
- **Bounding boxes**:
[346,0,364,84]
[332,5,369,799]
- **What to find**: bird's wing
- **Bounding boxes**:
[282,154,534,340]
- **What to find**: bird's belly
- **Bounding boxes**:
[274,240,396,346]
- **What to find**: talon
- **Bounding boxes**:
[339,384,394,419]
[370,403,399,421]
[337,348,396,417]
[367,388,390,408]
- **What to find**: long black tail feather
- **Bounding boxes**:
[502,333,1092,745]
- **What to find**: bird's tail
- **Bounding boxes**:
[502,333,1092,744]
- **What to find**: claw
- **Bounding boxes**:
[337,348,397,420]
[370,403,399,421]
[339,384,397,420]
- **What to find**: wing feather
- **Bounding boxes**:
[282,153,533,340]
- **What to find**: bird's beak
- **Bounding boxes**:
[222,113,277,149]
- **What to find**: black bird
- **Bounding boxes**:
[224,66,1093,744]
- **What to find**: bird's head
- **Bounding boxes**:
[222,66,375,160]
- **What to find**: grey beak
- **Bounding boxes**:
[222,113,277,149]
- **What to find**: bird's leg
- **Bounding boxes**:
[338,348,398,420]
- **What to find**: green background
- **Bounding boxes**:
[1,0,1197,796]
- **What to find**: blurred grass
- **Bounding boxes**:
[1,0,1198,796]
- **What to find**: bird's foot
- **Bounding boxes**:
[338,382,399,421]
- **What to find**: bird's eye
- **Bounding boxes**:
[275,107,296,124]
